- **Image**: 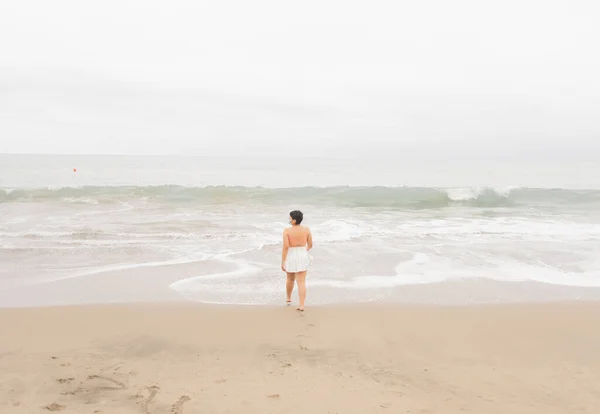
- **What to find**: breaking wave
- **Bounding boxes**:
[2,185,600,208]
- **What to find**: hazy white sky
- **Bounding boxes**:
[1,0,599,156]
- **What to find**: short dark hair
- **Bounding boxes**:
[290,210,303,225]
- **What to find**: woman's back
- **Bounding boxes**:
[286,225,311,248]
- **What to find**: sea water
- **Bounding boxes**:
[1,154,600,307]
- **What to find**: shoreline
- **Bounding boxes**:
[2,295,600,310]
[2,302,599,413]
[2,267,600,308]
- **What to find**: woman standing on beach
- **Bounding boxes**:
[282,210,313,311]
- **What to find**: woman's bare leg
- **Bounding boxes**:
[286,272,296,303]
[295,271,307,310]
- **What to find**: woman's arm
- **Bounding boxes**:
[307,228,313,251]
[281,229,289,271]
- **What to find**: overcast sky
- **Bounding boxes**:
[1,0,599,156]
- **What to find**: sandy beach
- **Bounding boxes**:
[1,302,599,413]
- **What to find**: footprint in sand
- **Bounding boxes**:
[44,402,66,411]
[171,395,191,414]
[58,374,127,399]
[141,386,160,414]
[86,375,127,390]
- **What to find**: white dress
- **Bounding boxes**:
[285,246,313,273]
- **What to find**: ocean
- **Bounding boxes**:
[1,154,600,307]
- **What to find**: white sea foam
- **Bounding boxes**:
[165,243,600,306]
[445,186,518,201]
[335,251,600,287]
[446,187,481,201]
[54,254,213,281]
[311,219,365,242]
[169,259,267,304]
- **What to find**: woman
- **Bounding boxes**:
[281,210,313,311]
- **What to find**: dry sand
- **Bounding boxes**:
[1,302,599,413]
